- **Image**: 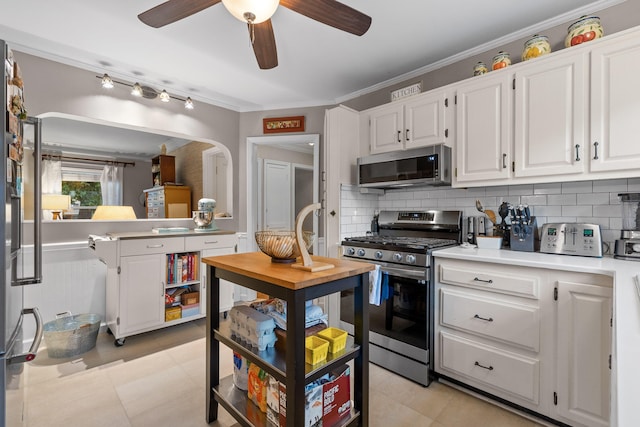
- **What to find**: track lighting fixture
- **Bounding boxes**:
[96,75,195,110]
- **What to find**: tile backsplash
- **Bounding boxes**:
[340,178,640,255]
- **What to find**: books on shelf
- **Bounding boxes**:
[166,252,199,284]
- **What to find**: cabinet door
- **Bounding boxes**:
[369,103,403,154]
[590,34,640,172]
[514,52,587,178]
[556,280,612,427]
[455,72,512,183]
[404,91,448,150]
[119,254,165,334]
[201,247,236,314]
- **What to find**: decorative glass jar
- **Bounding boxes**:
[565,16,603,47]
[491,51,511,70]
[473,61,488,76]
[522,35,551,61]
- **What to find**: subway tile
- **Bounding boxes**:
[533,182,562,194]
[548,194,576,205]
[548,216,577,223]
[413,190,430,200]
[562,205,592,216]
[562,181,592,193]
[392,200,407,208]
[609,193,622,205]
[455,197,477,207]
[593,179,628,193]
[485,186,509,196]
[577,192,610,206]
[521,195,548,206]
[532,205,561,217]
[476,196,498,208]
[508,184,534,196]
[576,217,609,229]
[406,199,422,208]
[593,204,622,217]
[628,178,640,192]
[610,217,623,230]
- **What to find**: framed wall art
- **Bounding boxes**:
[263,116,305,134]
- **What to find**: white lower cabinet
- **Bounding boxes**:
[106,233,237,346]
[434,258,612,427]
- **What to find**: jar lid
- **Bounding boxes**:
[567,15,601,32]
[525,34,549,44]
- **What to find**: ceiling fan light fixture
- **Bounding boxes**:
[221,0,279,24]
[101,73,114,89]
[159,90,170,102]
[131,82,143,97]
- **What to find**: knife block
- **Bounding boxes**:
[510,217,539,252]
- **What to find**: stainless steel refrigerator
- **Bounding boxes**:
[2,39,43,427]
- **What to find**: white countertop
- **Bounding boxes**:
[433,246,640,427]
[104,229,236,239]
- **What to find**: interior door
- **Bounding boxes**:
[263,160,291,230]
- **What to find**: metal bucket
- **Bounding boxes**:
[43,312,101,358]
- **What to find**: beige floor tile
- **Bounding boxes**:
[369,389,436,427]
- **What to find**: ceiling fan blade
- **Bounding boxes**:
[280,0,371,36]
[250,20,278,70]
[138,0,221,28]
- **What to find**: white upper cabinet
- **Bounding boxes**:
[455,72,512,183]
[367,89,449,154]
[513,51,588,178]
[590,33,640,172]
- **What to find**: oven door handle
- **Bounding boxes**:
[380,265,426,281]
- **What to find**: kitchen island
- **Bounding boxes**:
[203,252,373,427]
[432,246,640,427]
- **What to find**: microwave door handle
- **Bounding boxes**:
[15,117,42,286]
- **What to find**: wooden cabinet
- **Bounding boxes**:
[434,257,613,427]
[589,33,640,173]
[151,154,175,186]
[366,89,449,154]
[556,280,612,427]
[204,252,372,427]
[105,233,237,346]
[144,185,191,218]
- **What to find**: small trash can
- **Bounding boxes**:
[43,312,101,358]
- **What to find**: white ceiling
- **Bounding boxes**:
[0,0,617,113]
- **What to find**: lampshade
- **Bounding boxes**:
[91,205,137,220]
[221,0,279,23]
[42,194,71,220]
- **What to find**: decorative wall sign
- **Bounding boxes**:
[263,116,305,134]
[391,82,422,102]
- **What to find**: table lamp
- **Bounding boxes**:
[91,205,137,220]
[42,194,71,220]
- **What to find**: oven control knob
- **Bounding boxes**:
[357,249,366,257]
[406,254,416,264]
[346,247,355,256]
[375,251,383,259]
[393,253,403,262]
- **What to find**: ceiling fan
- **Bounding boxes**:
[138,0,372,70]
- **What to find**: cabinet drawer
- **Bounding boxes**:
[440,288,540,351]
[439,263,539,299]
[120,237,184,256]
[439,331,539,404]
[185,234,237,252]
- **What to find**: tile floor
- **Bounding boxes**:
[25,318,545,427]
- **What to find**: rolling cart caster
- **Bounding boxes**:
[114,338,125,347]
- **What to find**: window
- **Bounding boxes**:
[61,164,102,219]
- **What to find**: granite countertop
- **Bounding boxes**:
[432,246,640,427]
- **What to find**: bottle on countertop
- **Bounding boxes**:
[371,212,379,235]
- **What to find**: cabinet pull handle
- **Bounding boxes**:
[575,144,580,162]
[473,314,494,322]
[397,130,401,143]
[405,129,410,141]
[147,244,164,249]
[474,361,494,371]
[161,282,165,297]
[473,277,493,284]
[502,154,507,169]
[204,240,219,244]
[593,141,599,160]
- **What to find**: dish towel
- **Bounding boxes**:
[369,264,382,306]
[380,272,390,301]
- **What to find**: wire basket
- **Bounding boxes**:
[255,230,314,263]
[43,312,101,358]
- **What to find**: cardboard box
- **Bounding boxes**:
[181,291,199,305]
[165,306,181,322]
[278,364,351,427]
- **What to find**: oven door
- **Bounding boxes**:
[339,260,429,357]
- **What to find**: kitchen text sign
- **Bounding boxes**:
[391,82,422,102]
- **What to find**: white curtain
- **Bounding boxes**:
[100,164,123,206]
[41,159,62,194]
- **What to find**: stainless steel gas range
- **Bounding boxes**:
[340,210,462,386]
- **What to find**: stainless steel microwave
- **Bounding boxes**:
[357,144,451,189]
